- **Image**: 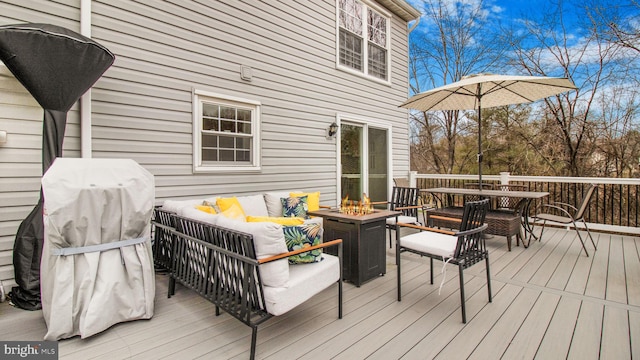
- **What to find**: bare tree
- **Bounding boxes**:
[592,84,640,177]
[408,0,506,174]
[584,0,640,53]
[504,0,635,177]
[408,0,640,178]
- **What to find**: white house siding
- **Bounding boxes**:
[88,0,413,198]
[0,0,415,295]
[0,0,82,294]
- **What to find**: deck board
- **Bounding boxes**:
[585,233,609,298]
[1,227,639,359]
[607,235,628,303]
[629,311,640,359]
[534,296,582,359]
[623,236,640,306]
[567,301,603,360]
[600,306,631,359]
[501,291,561,359]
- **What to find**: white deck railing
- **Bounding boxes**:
[409,172,640,235]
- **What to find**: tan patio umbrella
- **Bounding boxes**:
[399,74,577,184]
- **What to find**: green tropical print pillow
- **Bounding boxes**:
[284,222,323,264]
[281,195,309,218]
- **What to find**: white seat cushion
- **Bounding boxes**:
[263,253,339,316]
[386,215,420,226]
[400,231,457,258]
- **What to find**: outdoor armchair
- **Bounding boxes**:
[396,199,490,323]
[375,186,423,248]
[534,184,598,256]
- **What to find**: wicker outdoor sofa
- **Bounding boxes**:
[151,192,343,360]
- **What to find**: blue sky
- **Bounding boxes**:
[405,0,640,88]
[407,0,639,43]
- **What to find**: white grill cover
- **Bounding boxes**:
[40,158,155,340]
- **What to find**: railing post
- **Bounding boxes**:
[410,171,418,187]
[500,172,510,185]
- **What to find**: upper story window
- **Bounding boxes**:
[193,90,261,173]
[337,0,390,82]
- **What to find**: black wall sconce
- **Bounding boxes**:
[327,122,339,139]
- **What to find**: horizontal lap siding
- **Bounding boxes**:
[90,0,411,203]
[0,0,82,294]
[0,0,414,293]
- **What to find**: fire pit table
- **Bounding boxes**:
[307,209,401,286]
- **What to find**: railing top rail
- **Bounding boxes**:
[414,174,640,186]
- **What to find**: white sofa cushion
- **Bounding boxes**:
[264,190,300,217]
[161,199,204,214]
[400,231,457,258]
[216,216,289,288]
[237,194,270,217]
[263,253,339,316]
[177,206,220,225]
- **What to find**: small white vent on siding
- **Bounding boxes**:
[240,65,253,81]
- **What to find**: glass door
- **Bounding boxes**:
[340,122,388,203]
[368,127,388,204]
[340,124,363,201]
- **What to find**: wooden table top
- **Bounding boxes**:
[421,187,550,199]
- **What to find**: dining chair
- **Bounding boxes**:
[464,182,494,204]
[534,184,598,256]
[393,178,410,187]
[396,199,490,323]
[380,186,423,248]
[492,184,529,250]
[495,184,528,211]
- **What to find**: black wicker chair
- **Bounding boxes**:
[396,199,490,323]
[463,182,494,203]
[426,184,524,251]
[151,206,175,272]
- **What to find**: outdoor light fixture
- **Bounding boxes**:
[327,122,338,138]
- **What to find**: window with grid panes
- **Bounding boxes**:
[337,0,389,81]
[193,91,261,172]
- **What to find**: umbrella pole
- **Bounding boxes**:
[477,95,483,186]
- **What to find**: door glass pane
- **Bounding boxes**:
[341,124,362,201]
[368,127,388,203]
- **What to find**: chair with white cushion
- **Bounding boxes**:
[381,186,423,248]
[396,199,490,323]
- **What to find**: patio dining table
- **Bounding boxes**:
[420,187,550,247]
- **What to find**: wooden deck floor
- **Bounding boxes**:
[1,227,639,359]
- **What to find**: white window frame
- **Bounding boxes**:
[192,89,261,173]
[336,0,392,85]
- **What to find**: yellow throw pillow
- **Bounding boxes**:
[246,216,305,226]
[290,192,320,212]
[195,205,217,214]
[216,196,245,215]
[220,203,246,221]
